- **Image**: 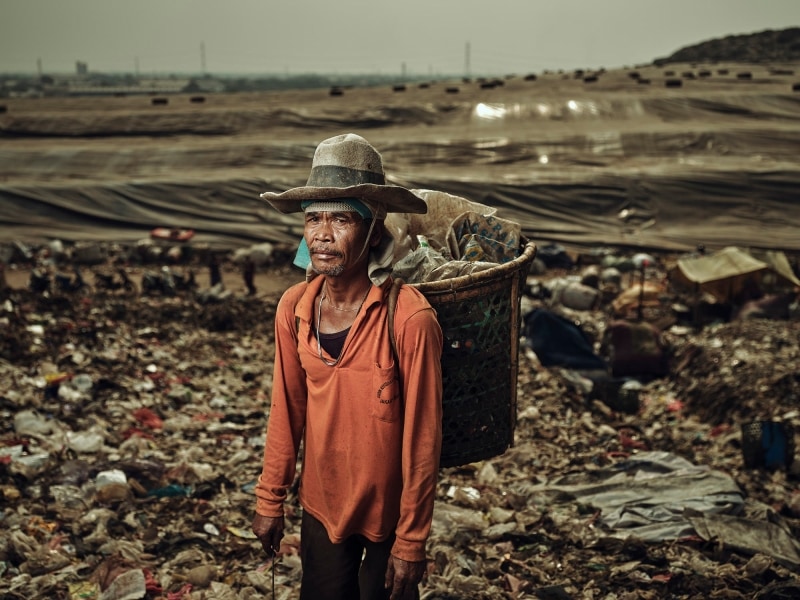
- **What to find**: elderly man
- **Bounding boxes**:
[252,133,443,600]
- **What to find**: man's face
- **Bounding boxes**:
[304,210,371,277]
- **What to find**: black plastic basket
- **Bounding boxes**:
[741,420,795,470]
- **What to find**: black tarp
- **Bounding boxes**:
[2,79,800,252]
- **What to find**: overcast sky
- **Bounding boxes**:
[3,0,799,76]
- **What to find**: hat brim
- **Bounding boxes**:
[260,184,427,215]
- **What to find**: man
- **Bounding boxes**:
[252,133,443,600]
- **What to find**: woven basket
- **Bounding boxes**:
[410,239,537,467]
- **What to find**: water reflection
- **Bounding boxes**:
[472,99,608,122]
[474,103,507,120]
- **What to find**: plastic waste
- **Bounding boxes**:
[0,444,25,462]
[50,484,91,520]
[71,373,93,393]
[96,469,127,488]
[227,526,258,539]
[14,409,55,436]
[10,452,51,477]
[461,236,485,262]
[601,267,622,287]
[68,581,100,599]
[632,252,657,268]
[100,568,146,600]
[147,484,192,498]
[67,430,105,454]
[58,384,84,403]
[547,278,599,311]
[392,240,449,283]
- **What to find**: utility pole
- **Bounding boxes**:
[465,41,471,79]
[200,41,206,76]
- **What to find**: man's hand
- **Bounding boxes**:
[251,513,284,558]
[384,555,426,599]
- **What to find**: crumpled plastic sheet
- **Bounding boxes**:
[534,450,800,567]
[690,513,800,570]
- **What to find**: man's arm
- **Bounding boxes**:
[392,305,443,562]
[253,291,308,518]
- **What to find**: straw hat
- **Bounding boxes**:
[260,133,427,215]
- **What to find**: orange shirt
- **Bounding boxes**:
[255,276,443,562]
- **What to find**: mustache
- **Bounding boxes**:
[310,246,342,257]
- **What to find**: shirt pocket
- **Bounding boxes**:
[371,363,401,422]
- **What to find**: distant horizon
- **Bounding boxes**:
[1,69,467,78]
[2,57,795,81]
[4,0,799,77]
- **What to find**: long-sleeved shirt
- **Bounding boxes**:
[255,275,443,562]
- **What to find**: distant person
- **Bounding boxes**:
[243,257,256,296]
[209,255,222,288]
[251,133,443,599]
[0,262,8,295]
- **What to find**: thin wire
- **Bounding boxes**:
[272,549,277,599]
[316,281,370,366]
[322,280,370,312]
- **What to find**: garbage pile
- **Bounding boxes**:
[1,240,800,599]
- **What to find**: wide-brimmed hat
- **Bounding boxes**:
[260,133,427,215]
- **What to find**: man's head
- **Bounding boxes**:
[260,133,426,283]
[300,198,382,278]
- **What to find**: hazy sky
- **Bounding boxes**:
[3,0,799,76]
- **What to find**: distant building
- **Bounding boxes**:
[66,77,192,96]
[76,61,88,76]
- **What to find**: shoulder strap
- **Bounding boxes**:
[387,278,403,363]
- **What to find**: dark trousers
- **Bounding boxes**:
[299,510,394,600]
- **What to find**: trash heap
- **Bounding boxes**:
[1,239,800,600]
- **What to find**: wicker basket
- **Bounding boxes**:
[410,239,537,467]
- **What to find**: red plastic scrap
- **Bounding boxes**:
[606,450,631,459]
[121,427,155,440]
[619,431,648,450]
[132,407,164,430]
[666,399,685,412]
[709,424,730,438]
[166,583,193,599]
[606,451,631,459]
[2,438,30,448]
[192,412,224,422]
[143,568,162,593]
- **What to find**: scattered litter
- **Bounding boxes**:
[1,239,799,598]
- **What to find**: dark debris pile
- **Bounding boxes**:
[2,243,800,599]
